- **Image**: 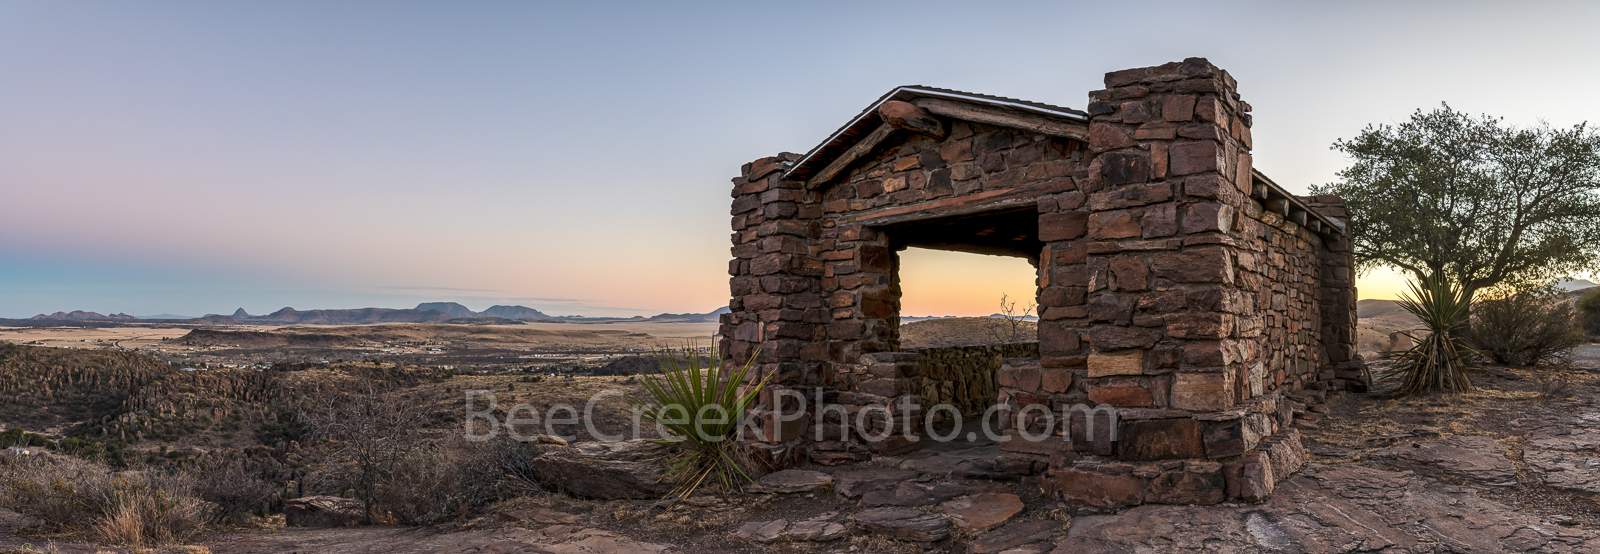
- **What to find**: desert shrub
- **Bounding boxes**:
[0,453,208,547]
[634,344,769,500]
[377,438,544,525]
[1579,289,1600,337]
[92,473,208,546]
[1392,274,1476,396]
[189,458,280,524]
[0,427,51,447]
[1470,285,1586,366]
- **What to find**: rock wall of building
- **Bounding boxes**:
[721,58,1362,505]
[1011,58,1338,507]
[910,342,1038,416]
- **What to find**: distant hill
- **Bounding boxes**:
[30,310,140,322]
[415,302,478,318]
[1556,279,1600,291]
[480,305,553,320]
[21,303,723,326]
[900,317,1038,348]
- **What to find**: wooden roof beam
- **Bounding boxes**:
[912,98,1089,141]
[807,123,896,190]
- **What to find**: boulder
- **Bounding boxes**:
[284,495,365,527]
[529,440,674,500]
[852,509,951,542]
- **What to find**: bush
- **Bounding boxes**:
[0,453,209,547]
[190,458,281,524]
[1471,285,1586,366]
[1579,289,1600,337]
[377,438,544,525]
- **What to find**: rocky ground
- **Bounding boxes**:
[7,353,1600,553]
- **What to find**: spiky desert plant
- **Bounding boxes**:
[633,344,769,501]
[1391,274,1477,396]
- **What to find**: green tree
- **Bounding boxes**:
[1312,104,1600,301]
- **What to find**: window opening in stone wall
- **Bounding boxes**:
[897,246,1040,440]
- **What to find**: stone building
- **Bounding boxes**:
[720,58,1365,507]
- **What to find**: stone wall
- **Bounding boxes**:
[910,342,1038,416]
[721,58,1362,506]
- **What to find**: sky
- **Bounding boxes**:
[2,1,1598,319]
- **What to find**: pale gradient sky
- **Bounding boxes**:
[2,1,1597,318]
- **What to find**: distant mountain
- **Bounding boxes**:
[30,311,140,322]
[632,307,732,323]
[231,308,252,318]
[480,305,552,320]
[414,302,477,318]
[136,313,197,320]
[1555,279,1599,292]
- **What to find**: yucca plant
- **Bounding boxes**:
[632,344,769,501]
[1390,273,1477,396]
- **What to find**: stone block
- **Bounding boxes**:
[1140,203,1177,238]
[1089,380,1152,407]
[1049,469,1145,508]
[1119,101,1151,123]
[1182,203,1234,234]
[1041,369,1074,393]
[1165,313,1234,339]
[1099,152,1150,186]
[1133,122,1177,140]
[1183,174,1227,199]
[1087,294,1133,322]
[1011,363,1043,392]
[1108,257,1149,292]
[1117,418,1205,460]
[1136,290,1186,312]
[1086,325,1159,350]
[1171,372,1235,411]
[861,378,911,398]
[1039,323,1081,355]
[1169,141,1224,176]
[1087,183,1172,211]
[1087,350,1144,377]
[1182,341,1230,367]
[1201,414,1265,459]
[1222,453,1274,501]
[1038,211,1088,241]
[1162,94,1196,122]
[1039,285,1086,307]
[1149,247,1233,283]
[1144,468,1225,505]
[1088,210,1141,240]
[1089,122,1135,152]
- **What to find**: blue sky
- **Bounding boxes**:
[3,1,1597,318]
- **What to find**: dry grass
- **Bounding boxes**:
[0,453,210,548]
